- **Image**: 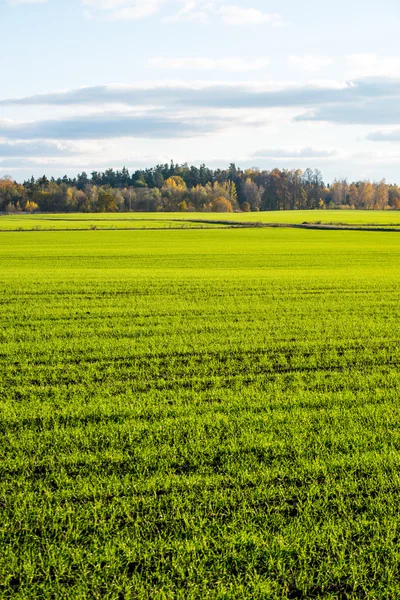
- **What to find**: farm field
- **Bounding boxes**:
[2,209,400,231]
[180,209,400,227]
[1,227,400,598]
[229,209,400,226]
[0,215,229,231]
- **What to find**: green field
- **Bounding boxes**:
[2,209,400,231]
[2,226,400,598]
[0,214,229,231]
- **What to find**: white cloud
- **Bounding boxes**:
[82,0,165,20]
[346,54,400,78]
[218,5,282,25]
[0,111,242,140]
[149,56,270,71]
[0,140,79,157]
[0,79,359,113]
[81,0,283,24]
[251,146,338,159]
[163,0,210,23]
[366,129,400,142]
[288,55,334,73]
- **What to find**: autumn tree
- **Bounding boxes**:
[96,191,117,212]
[0,176,25,211]
[7,162,400,214]
[241,178,263,211]
[164,176,187,190]
[24,200,39,213]
[209,197,233,213]
[374,180,389,210]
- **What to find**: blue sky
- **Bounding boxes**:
[2,0,400,182]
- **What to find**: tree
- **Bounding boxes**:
[25,200,39,213]
[110,189,125,211]
[135,188,161,212]
[5,202,17,214]
[164,176,187,189]
[178,200,188,212]
[96,191,117,212]
[11,161,400,214]
[0,176,25,212]
[392,197,400,210]
[209,197,233,213]
[374,180,389,210]
[190,185,209,211]
[122,188,136,212]
[357,181,374,210]
[331,179,349,207]
[83,185,99,212]
[76,172,90,190]
[241,178,263,211]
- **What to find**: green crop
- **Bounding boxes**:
[2,209,400,231]
[1,227,400,599]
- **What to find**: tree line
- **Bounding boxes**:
[1,162,400,213]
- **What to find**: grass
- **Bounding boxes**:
[2,209,400,231]
[1,226,400,598]
[0,214,229,231]
[213,209,400,226]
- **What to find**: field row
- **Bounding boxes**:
[2,209,400,231]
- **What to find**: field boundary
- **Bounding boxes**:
[2,218,400,233]
[182,219,400,232]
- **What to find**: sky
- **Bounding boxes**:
[2,0,400,182]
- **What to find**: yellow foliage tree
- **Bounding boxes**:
[177,200,188,212]
[209,197,233,213]
[25,200,39,213]
[164,176,187,190]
